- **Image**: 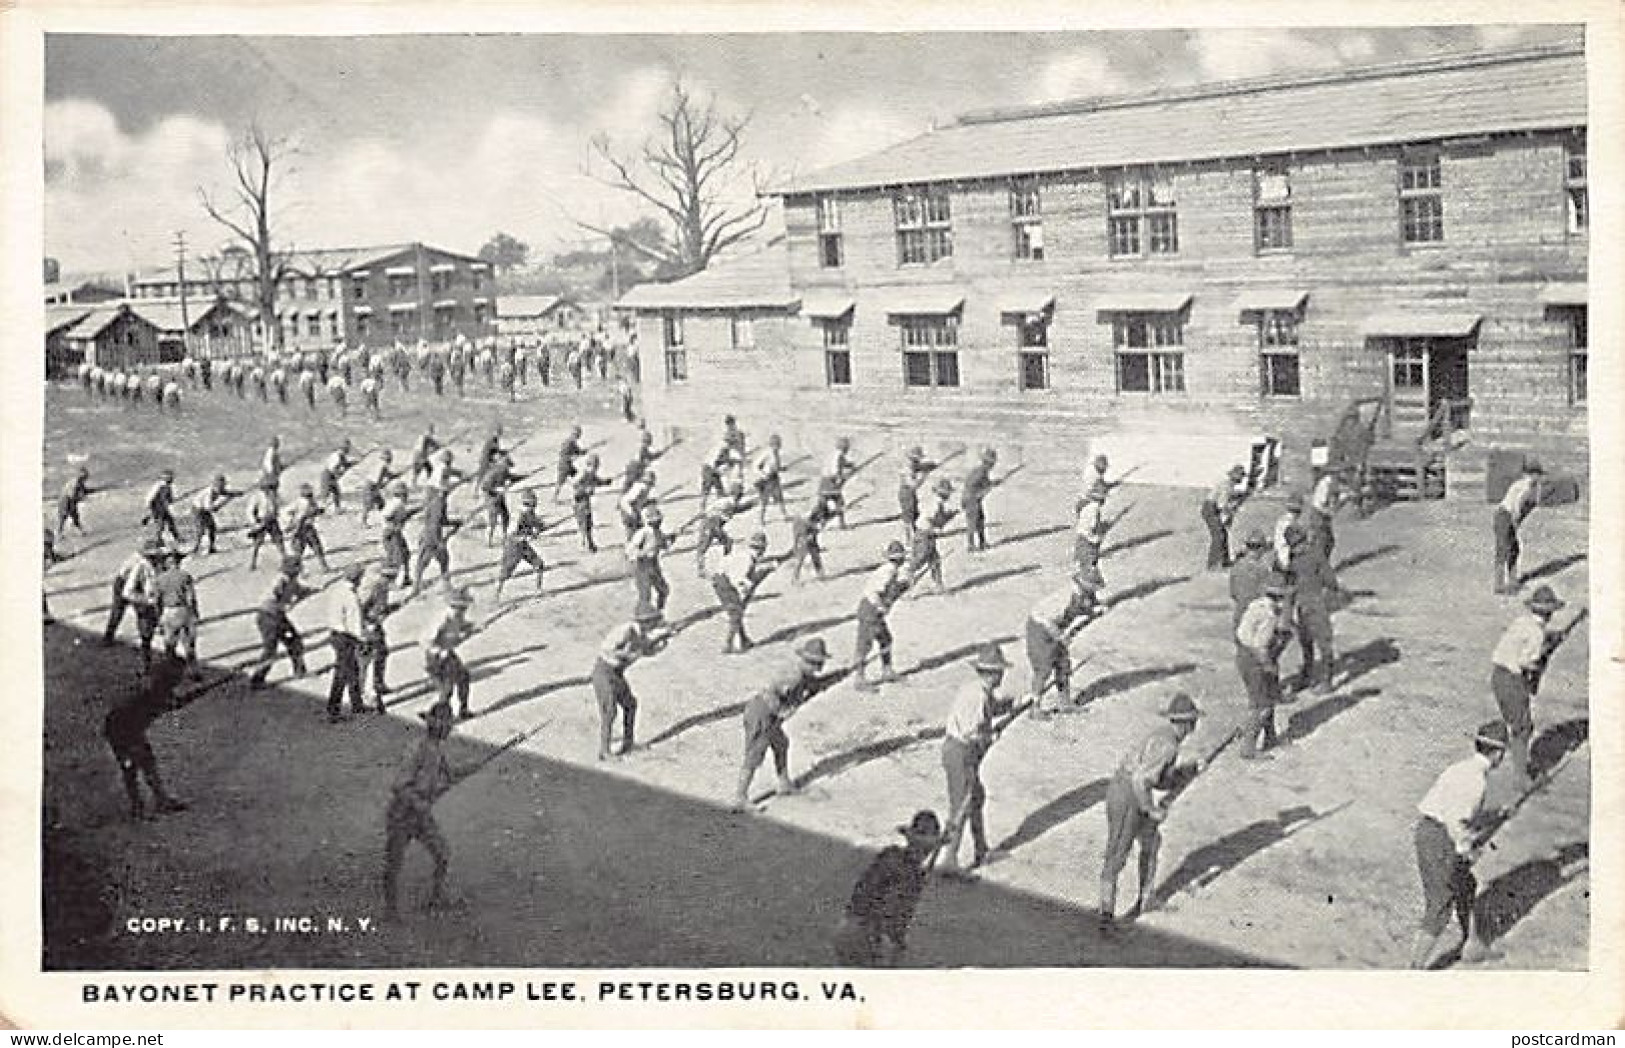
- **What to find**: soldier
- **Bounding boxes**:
[299,368,318,410]
[495,490,547,599]
[1289,526,1347,696]
[1201,465,1249,570]
[906,478,957,597]
[245,476,286,570]
[896,445,937,541]
[325,563,367,723]
[317,439,358,514]
[161,379,182,412]
[1490,585,1568,783]
[421,587,478,719]
[476,425,506,476]
[55,465,95,544]
[621,429,659,493]
[359,564,396,710]
[618,471,658,540]
[247,555,317,689]
[327,374,349,416]
[818,436,858,529]
[269,364,288,405]
[697,434,735,512]
[359,449,398,527]
[152,549,200,675]
[936,644,1024,878]
[360,372,382,420]
[426,350,446,397]
[732,637,841,809]
[592,603,673,760]
[832,810,943,967]
[261,435,285,493]
[1098,692,1206,927]
[1235,580,1295,759]
[1307,468,1343,561]
[570,452,613,554]
[382,703,472,919]
[790,499,831,584]
[1073,481,1109,572]
[1492,459,1545,594]
[1272,491,1306,570]
[411,424,440,486]
[104,656,192,822]
[722,413,746,461]
[752,434,788,526]
[852,540,910,691]
[1409,721,1509,969]
[961,447,998,553]
[411,471,460,599]
[1227,529,1274,628]
[626,503,672,612]
[693,494,738,579]
[1026,566,1108,718]
[103,538,163,668]
[479,450,529,546]
[553,424,584,502]
[449,350,467,397]
[500,361,517,402]
[143,469,183,545]
[250,364,267,401]
[284,482,332,571]
[712,532,773,654]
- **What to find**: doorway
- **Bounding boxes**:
[1386,336,1472,440]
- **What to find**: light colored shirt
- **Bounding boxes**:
[824,449,852,479]
[598,621,649,669]
[627,523,664,562]
[1311,474,1337,515]
[1500,476,1538,519]
[420,609,473,654]
[117,555,157,605]
[1273,511,1298,565]
[1236,596,1286,656]
[861,561,905,610]
[1075,500,1104,540]
[329,583,364,638]
[262,447,282,476]
[944,680,996,744]
[1207,476,1237,508]
[716,548,760,591]
[754,447,781,480]
[1115,722,1183,808]
[325,450,349,473]
[1417,753,1493,852]
[247,489,277,523]
[1492,613,1548,673]
[1030,584,1086,634]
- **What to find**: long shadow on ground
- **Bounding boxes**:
[43,621,1280,969]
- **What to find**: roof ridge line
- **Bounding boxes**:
[955,41,1584,128]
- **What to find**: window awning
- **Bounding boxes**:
[385,266,416,277]
[1236,289,1309,313]
[1362,311,1483,338]
[800,293,856,320]
[998,292,1055,315]
[1093,292,1193,314]
[387,302,419,313]
[1538,282,1586,307]
[430,263,457,274]
[433,300,458,310]
[350,270,371,278]
[353,306,373,316]
[884,286,965,316]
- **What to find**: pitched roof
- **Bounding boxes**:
[778,44,1585,195]
[617,238,795,310]
[497,294,575,318]
[126,299,234,333]
[130,242,484,285]
[62,305,143,340]
[46,305,93,336]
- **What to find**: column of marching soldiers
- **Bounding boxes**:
[48,353,1584,969]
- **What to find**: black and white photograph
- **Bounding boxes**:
[4,1,1621,1030]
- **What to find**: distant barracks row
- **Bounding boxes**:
[626,44,1589,488]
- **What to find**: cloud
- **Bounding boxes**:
[1028,47,1127,105]
[1189,29,1367,83]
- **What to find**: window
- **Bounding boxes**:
[327,313,340,340]
[1399,153,1444,244]
[472,268,486,292]
[306,314,322,338]
[731,316,755,349]
[899,315,959,387]
[305,277,319,299]
[1566,307,1588,404]
[388,274,414,296]
[662,314,687,384]
[822,320,851,386]
[1112,314,1185,394]
[326,276,341,299]
[390,313,410,338]
[431,271,451,295]
[894,187,953,265]
[1392,340,1427,389]
[1254,161,1293,252]
[1011,179,1045,261]
[472,303,488,328]
[1566,137,1588,233]
[356,313,371,338]
[435,307,455,338]
[1016,313,1050,391]
[1258,309,1301,397]
[351,276,367,300]
[817,197,844,268]
[1108,171,1178,257]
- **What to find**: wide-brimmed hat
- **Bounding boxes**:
[447,587,474,608]
[1283,523,1307,546]
[933,478,954,495]
[981,447,999,462]
[1524,585,1565,614]
[1524,459,1545,475]
[1228,465,1247,480]
[159,469,174,481]
[971,643,1010,673]
[1162,692,1202,722]
[1243,529,1269,550]
[520,490,538,505]
[748,531,769,550]
[884,540,907,562]
[897,810,943,842]
[1472,720,1509,749]
[906,445,924,460]
[796,637,831,667]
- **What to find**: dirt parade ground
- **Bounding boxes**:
[39,373,1590,971]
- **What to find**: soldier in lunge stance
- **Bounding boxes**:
[1073,480,1109,572]
[936,644,1023,878]
[1409,721,1509,969]
[327,563,369,723]
[592,603,672,760]
[1234,580,1294,760]
[554,424,584,503]
[833,810,943,967]
[619,471,658,540]
[189,473,241,556]
[626,503,672,612]
[852,541,910,691]
[103,538,163,669]
[411,425,440,486]
[316,439,358,514]
[1492,459,1545,594]
[422,587,478,720]
[245,476,286,570]
[379,481,418,588]
[152,549,200,675]
[494,490,547,599]
[712,531,774,654]
[1026,566,1107,718]
[752,434,788,525]
[896,445,937,541]
[1489,585,1568,784]
[383,703,474,919]
[732,638,841,810]
[1200,465,1249,570]
[906,478,957,596]
[55,465,95,544]
[104,656,192,822]
[961,448,998,553]
[1098,692,1206,929]
[819,436,858,529]
[570,452,614,553]
[790,499,831,584]
[360,450,398,527]
[248,556,318,690]
[143,469,183,545]
[285,482,333,572]
[1228,529,1274,627]
[359,564,396,710]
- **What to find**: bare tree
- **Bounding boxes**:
[581,82,768,278]
[198,124,294,350]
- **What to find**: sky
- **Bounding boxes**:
[43,24,1580,278]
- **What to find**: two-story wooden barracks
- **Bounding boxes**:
[625,44,1589,493]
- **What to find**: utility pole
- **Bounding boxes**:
[609,234,621,301]
[173,231,192,359]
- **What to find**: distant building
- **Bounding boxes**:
[129,241,496,352]
[496,294,581,338]
[52,299,248,373]
[44,280,122,307]
[628,44,1589,491]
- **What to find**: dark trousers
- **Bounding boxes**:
[1492,508,1519,589]
[963,500,987,551]
[250,609,305,685]
[1201,501,1230,569]
[430,652,471,714]
[939,737,987,868]
[290,524,328,566]
[414,539,451,590]
[1491,664,1533,780]
[854,600,893,668]
[248,519,285,566]
[592,658,636,757]
[713,577,749,648]
[741,697,789,781]
[1295,605,1335,689]
[1236,645,1279,755]
[792,535,823,581]
[191,509,218,553]
[148,510,182,544]
[104,586,158,656]
[383,798,448,914]
[633,559,669,610]
[498,541,544,591]
[1415,816,1475,938]
[327,633,364,717]
[383,532,411,584]
[573,498,596,551]
[362,626,389,700]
